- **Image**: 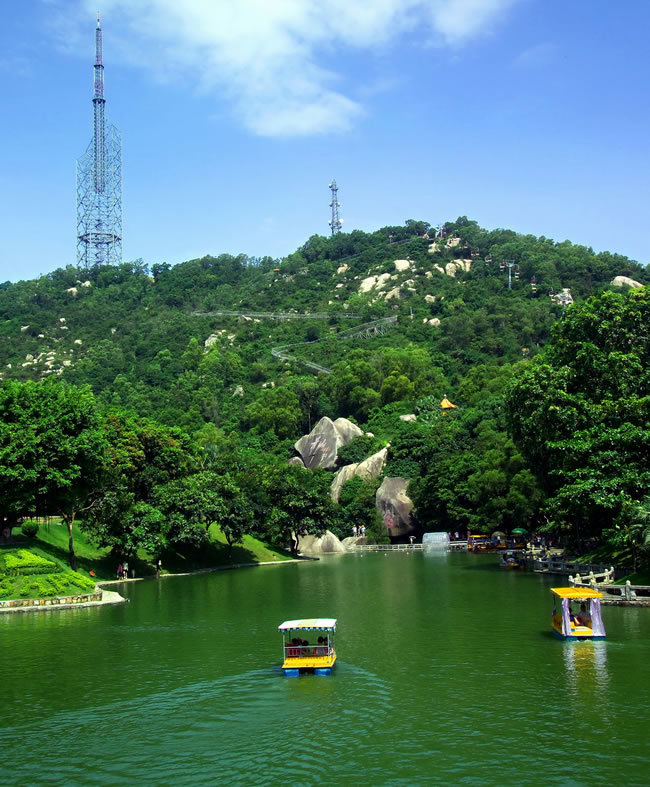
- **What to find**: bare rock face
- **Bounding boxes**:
[331,463,359,502]
[330,446,388,502]
[357,447,388,480]
[298,529,346,554]
[294,416,363,470]
[611,275,643,289]
[399,414,417,422]
[376,477,414,537]
[341,535,366,549]
[445,262,459,277]
[332,417,363,445]
[384,287,401,301]
[288,456,305,468]
[359,272,392,293]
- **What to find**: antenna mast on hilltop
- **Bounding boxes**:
[76,13,122,268]
[328,180,342,235]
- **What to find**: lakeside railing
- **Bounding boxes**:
[532,557,613,575]
[568,567,616,586]
[349,541,468,552]
[568,570,650,603]
[448,541,468,551]
[351,543,423,551]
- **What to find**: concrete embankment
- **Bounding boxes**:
[0,588,127,615]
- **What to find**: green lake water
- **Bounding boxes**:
[1,552,649,785]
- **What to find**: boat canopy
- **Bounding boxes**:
[278,618,337,632]
[551,587,603,600]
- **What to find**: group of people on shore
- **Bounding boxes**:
[116,558,163,580]
[352,525,366,537]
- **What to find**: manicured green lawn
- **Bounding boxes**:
[27,518,292,582]
[150,525,292,575]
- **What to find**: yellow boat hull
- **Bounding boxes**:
[282,652,336,670]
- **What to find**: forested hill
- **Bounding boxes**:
[1,217,647,538]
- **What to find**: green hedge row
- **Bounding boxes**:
[2,549,57,574]
[0,571,96,600]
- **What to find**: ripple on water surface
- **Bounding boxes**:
[1,553,649,785]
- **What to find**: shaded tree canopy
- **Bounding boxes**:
[506,289,650,537]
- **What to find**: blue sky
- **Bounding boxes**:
[1,0,649,282]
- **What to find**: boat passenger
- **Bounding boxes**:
[576,603,591,627]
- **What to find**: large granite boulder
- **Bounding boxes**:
[294,417,363,470]
[330,447,388,502]
[298,529,346,554]
[288,456,305,468]
[376,477,414,537]
[611,275,643,289]
[331,463,359,502]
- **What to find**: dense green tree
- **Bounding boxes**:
[82,411,195,557]
[0,380,106,568]
[506,289,650,539]
[261,465,339,553]
[338,476,387,543]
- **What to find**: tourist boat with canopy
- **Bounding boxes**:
[551,588,606,640]
[499,550,525,569]
[278,618,337,676]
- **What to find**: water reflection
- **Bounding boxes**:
[563,641,610,706]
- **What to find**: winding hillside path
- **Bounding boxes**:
[191,310,398,375]
[271,316,398,374]
[191,310,362,320]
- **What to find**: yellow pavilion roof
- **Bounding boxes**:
[551,587,603,599]
[278,618,337,631]
[440,397,458,410]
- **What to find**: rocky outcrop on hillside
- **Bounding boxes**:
[330,446,388,502]
[376,477,414,537]
[294,416,363,470]
[611,276,643,289]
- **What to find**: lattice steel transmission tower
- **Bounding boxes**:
[76,13,122,268]
[328,180,342,235]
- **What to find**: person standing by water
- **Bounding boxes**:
[156,558,162,578]
[123,560,129,580]
[116,563,123,580]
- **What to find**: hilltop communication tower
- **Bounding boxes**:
[328,180,342,235]
[76,13,122,268]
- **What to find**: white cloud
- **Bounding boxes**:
[56,0,521,136]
